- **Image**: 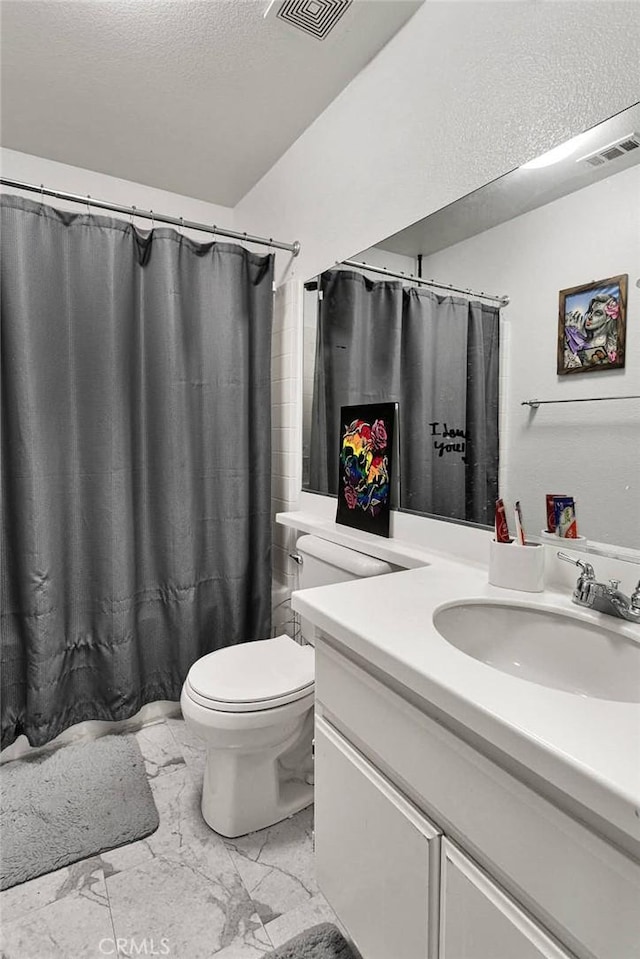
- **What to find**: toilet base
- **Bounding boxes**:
[197,705,315,838]
[181,672,315,838]
[201,768,314,838]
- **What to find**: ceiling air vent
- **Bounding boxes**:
[578,133,640,168]
[275,0,353,40]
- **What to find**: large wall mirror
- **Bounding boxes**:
[302,103,640,555]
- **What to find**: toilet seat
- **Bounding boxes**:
[184,634,314,713]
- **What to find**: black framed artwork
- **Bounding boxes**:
[557,274,627,375]
[335,403,397,538]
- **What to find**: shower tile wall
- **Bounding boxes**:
[271,280,303,633]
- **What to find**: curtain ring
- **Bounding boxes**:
[40,183,45,205]
[179,216,184,236]
[150,210,155,230]
[86,194,92,216]
[130,205,136,226]
[212,224,217,237]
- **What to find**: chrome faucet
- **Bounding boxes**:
[557,552,640,624]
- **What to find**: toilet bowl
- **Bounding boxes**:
[180,634,315,837]
[181,535,399,838]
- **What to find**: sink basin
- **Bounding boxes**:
[433,602,640,702]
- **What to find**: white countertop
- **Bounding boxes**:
[285,517,640,850]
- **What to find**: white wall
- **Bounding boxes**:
[347,246,417,277]
[419,165,640,549]
[0,148,236,239]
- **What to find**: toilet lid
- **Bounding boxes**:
[185,635,314,712]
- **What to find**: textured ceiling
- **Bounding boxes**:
[0,0,422,206]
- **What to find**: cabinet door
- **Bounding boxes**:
[315,717,441,959]
[440,840,574,959]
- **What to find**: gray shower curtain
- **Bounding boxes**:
[1,194,273,749]
[309,268,499,524]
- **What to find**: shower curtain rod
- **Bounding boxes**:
[0,177,301,257]
[340,258,510,307]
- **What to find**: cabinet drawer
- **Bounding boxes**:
[315,716,441,959]
[440,839,573,959]
[316,640,640,959]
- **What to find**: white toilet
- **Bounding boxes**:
[180,534,396,837]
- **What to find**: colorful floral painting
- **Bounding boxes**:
[558,275,627,375]
[336,403,396,537]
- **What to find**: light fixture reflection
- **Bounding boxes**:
[520,134,587,170]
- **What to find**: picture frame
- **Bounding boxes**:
[335,402,397,538]
[557,274,628,375]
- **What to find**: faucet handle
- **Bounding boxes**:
[557,551,595,579]
[608,579,621,591]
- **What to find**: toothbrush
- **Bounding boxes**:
[514,500,526,546]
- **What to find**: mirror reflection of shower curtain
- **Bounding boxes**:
[309,269,499,525]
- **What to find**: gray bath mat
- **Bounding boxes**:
[0,734,159,890]
[265,923,356,959]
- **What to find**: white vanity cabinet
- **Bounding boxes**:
[315,717,441,959]
[314,638,640,959]
[440,840,571,959]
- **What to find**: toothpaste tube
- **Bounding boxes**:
[494,498,511,543]
[553,496,578,538]
[545,493,567,533]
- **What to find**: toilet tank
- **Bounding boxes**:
[295,535,400,644]
[296,535,398,588]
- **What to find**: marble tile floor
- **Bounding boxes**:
[0,718,338,959]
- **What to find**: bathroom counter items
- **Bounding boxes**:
[284,517,640,855]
